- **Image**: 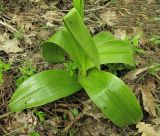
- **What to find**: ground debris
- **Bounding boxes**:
[136,122,159,136]
[82,100,105,120]
[99,10,119,26]
[140,80,157,117]
[5,111,38,135]
[0,34,23,53]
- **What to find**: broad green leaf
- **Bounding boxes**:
[63,8,100,69]
[79,69,143,127]
[93,31,115,44]
[94,32,135,66]
[97,40,135,66]
[87,39,135,69]
[73,0,84,18]
[43,28,135,70]
[42,42,65,63]
[42,29,66,63]
[42,27,88,72]
[9,70,82,112]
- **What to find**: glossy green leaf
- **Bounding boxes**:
[42,42,65,63]
[86,35,135,69]
[73,0,84,18]
[79,69,143,127]
[93,31,116,44]
[42,27,89,72]
[94,32,135,66]
[43,29,135,70]
[63,8,100,69]
[97,40,135,66]
[42,29,66,63]
[9,70,82,112]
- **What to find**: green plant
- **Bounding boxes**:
[0,4,5,12]
[29,132,40,136]
[64,61,78,76]
[14,29,24,40]
[107,63,126,75]
[149,35,160,45]
[34,110,46,122]
[69,128,79,136]
[148,64,160,74]
[0,59,10,84]
[130,32,145,54]
[111,0,117,4]
[8,0,143,127]
[16,63,36,86]
[70,108,79,117]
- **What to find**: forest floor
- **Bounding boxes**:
[0,0,160,136]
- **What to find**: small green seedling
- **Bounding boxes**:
[107,63,126,75]
[149,35,160,46]
[156,104,160,113]
[8,0,143,128]
[111,0,118,4]
[34,110,46,122]
[153,16,160,21]
[16,63,36,86]
[69,128,79,136]
[0,59,10,84]
[0,4,5,12]
[14,29,24,40]
[29,132,40,136]
[70,108,79,117]
[63,113,68,120]
[147,63,160,79]
[131,32,145,54]
[64,61,78,76]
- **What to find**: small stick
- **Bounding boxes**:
[124,63,160,81]
[0,112,12,119]
[0,125,8,134]
[0,20,18,33]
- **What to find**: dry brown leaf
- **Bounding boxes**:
[151,117,160,135]
[7,111,38,135]
[148,0,156,4]
[12,15,24,29]
[0,34,23,53]
[12,15,35,33]
[24,22,35,32]
[30,0,41,3]
[141,80,157,117]
[151,117,160,126]
[46,21,54,27]
[38,29,50,40]
[120,0,133,4]
[42,11,64,22]
[83,100,104,120]
[99,10,118,26]
[136,122,158,136]
[23,35,32,45]
[114,29,127,40]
